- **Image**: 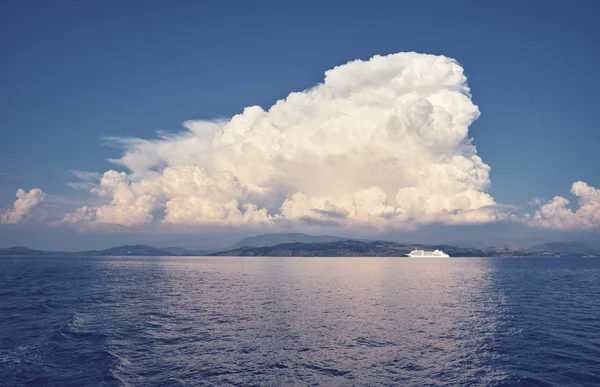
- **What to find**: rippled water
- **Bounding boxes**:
[1,256,599,386]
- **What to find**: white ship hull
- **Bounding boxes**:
[406,249,450,258]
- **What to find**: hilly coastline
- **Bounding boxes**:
[213,240,599,257]
[0,245,198,257]
[1,234,598,258]
[226,232,359,250]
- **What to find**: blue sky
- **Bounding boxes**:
[1,1,599,249]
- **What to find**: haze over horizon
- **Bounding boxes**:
[1,1,599,250]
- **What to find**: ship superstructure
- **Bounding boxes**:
[406,249,450,258]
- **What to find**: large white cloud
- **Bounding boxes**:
[526,181,600,230]
[63,52,509,228]
[1,188,45,224]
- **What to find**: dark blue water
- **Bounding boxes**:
[1,257,599,386]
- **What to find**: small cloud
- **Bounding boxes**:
[0,188,46,224]
[299,216,341,227]
[525,181,600,230]
[67,170,102,191]
[66,182,98,191]
[59,206,96,226]
[70,170,102,180]
[528,197,543,206]
[311,208,349,219]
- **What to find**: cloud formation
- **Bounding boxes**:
[66,170,102,191]
[63,52,509,228]
[526,181,600,230]
[1,188,45,224]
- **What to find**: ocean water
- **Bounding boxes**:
[1,257,599,386]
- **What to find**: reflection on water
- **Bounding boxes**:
[1,256,599,385]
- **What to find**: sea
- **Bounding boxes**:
[1,256,599,386]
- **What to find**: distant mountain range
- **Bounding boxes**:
[226,232,357,250]
[1,233,598,258]
[213,240,599,257]
[214,240,429,257]
[522,242,599,257]
[0,245,207,257]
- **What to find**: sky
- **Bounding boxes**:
[1,0,599,250]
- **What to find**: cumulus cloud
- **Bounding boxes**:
[526,181,600,230]
[1,188,46,224]
[62,52,510,228]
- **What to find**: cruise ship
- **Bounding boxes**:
[406,249,450,258]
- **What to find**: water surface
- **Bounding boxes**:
[1,256,599,386]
